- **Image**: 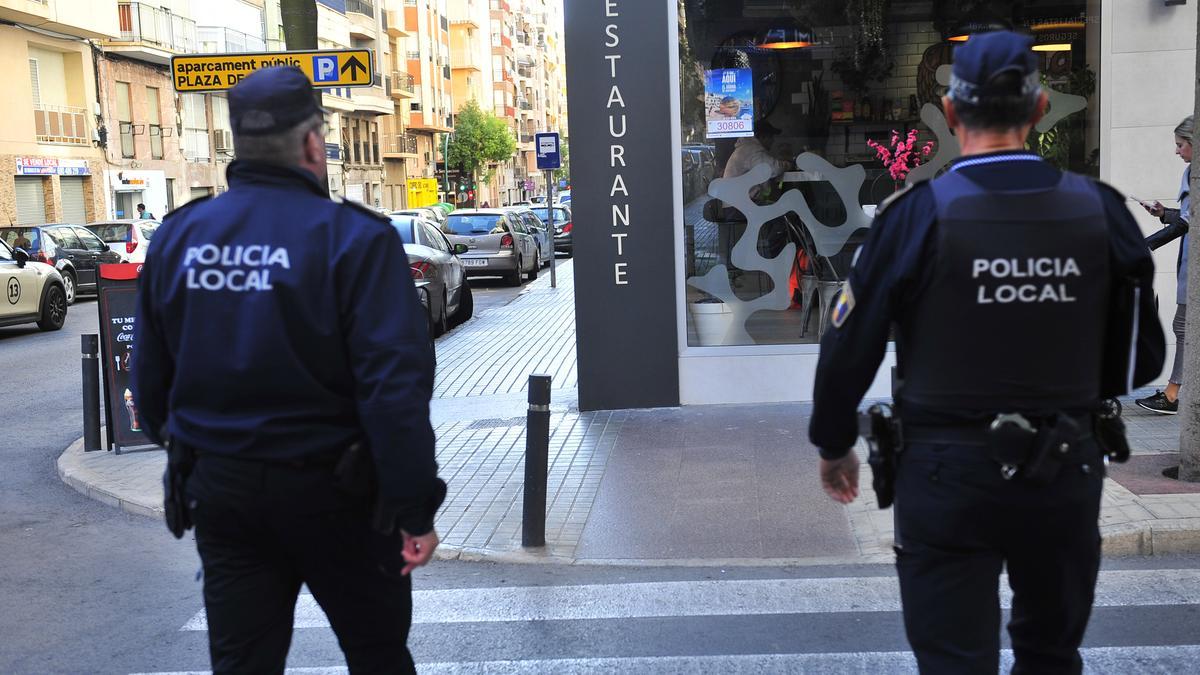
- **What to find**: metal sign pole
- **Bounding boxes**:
[546,169,557,288]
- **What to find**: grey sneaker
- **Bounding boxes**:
[1135,391,1178,415]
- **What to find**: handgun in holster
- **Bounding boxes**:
[163,438,196,539]
[333,441,376,498]
[860,403,901,509]
[1094,398,1131,464]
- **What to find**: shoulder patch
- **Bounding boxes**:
[830,282,856,329]
[876,179,928,217]
[340,199,391,224]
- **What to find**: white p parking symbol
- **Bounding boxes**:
[313,56,337,83]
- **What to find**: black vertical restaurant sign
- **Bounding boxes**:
[97,264,152,449]
[565,0,680,410]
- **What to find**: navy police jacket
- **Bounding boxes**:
[132,161,441,533]
[809,152,1166,460]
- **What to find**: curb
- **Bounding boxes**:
[59,435,1200,566]
[57,436,165,520]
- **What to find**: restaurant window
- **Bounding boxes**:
[679,0,1099,347]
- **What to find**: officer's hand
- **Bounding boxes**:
[1145,201,1166,218]
[400,529,439,575]
[819,453,860,504]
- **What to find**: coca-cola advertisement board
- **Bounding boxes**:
[97,264,153,450]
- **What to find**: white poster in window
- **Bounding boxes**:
[705,68,754,139]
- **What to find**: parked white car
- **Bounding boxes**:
[85,219,160,263]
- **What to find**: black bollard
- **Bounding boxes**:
[82,334,102,452]
[523,374,551,547]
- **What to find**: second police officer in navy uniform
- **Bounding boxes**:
[132,66,445,674]
[809,32,1165,674]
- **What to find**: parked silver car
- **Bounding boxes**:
[440,209,540,286]
[502,206,551,267]
[390,215,473,336]
[392,207,447,227]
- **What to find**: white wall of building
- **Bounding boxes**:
[1101,0,1197,387]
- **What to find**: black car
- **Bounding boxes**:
[0,224,123,304]
[531,205,573,257]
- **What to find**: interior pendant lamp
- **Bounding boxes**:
[1029,19,1084,52]
[757,25,815,50]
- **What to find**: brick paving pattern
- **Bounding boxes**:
[433,261,578,399]
[433,411,622,558]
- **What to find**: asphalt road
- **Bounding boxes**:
[3,294,1200,674]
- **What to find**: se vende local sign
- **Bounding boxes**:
[171,49,374,92]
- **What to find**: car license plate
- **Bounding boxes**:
[462,258,488,267]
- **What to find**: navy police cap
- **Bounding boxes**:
[948,31,1040,106]
[228,66,328,136]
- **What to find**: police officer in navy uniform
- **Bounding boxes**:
[809,32,1165,673]
[132,66,444,673]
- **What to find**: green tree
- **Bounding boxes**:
[553,138,570,185]
[447,101,517,204]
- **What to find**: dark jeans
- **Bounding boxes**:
[893,441,1104,674]
[186,454,416,675]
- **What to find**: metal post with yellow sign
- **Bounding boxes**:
[171,49,374,92]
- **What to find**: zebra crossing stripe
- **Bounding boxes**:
[128,645,1200,675]
[179,569,1200,631]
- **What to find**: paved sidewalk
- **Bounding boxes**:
[58,256,1200,564]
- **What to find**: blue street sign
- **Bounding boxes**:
[535,132,561,170]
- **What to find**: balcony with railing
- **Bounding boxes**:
[384,133,419,157]
[451,50,479,72]
[346,0,375,16]
[350,72,392,115]
[110,2,197,63]
[390,72,415,98]
[33,103,89,146]
[197,26,265,54]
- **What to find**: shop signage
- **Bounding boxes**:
[171,49,374,92]
[565,0,679,409]
[97,264,153,450]
[407,177,439,208]
[15,157,89,176]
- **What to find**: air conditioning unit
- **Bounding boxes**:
[214,129,233,152]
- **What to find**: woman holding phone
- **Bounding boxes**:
[1138,114,1192,414]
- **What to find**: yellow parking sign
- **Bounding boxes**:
[171,49,374,92]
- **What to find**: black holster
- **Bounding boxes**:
[1094,398,1131,463]
[163,439,196,539]
[861,404,901,509]
[332,441,376,498]
[986,412,1086,486]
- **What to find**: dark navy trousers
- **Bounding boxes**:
[185,453,417,674]
[893,441,1104,674]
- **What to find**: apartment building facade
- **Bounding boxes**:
[0,0,117,226]
[2,0,561,221]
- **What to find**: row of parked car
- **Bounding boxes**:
[387,203,573,339]
[0,219,157,306]
[0,201,576,336]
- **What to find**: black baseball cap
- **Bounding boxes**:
[947,31,1041,105]
[228,66,328,136]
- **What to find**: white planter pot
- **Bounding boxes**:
[690,301,735,346]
